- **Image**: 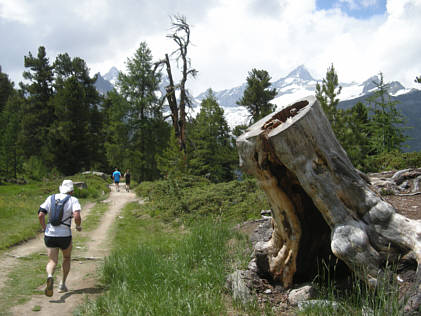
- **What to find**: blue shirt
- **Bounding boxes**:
[113,171,121,182]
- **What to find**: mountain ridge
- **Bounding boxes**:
[95,65,421,151]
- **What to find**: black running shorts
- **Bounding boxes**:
[44,235,72,250]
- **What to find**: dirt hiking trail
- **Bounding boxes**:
[0,185,138,316]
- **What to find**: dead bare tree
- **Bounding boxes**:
[155,15,197,155]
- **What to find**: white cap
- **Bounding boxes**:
[59,180,74,194]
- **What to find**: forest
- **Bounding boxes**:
[0,16,420,184]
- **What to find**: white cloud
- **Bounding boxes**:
[0,0,32,24]
[0,0,420,94]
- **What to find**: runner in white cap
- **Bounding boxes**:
[38,180,82,297]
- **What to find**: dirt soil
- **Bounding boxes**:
[0,184,138,316]
[383,194,421,220]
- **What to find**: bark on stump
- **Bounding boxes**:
[236,96,421,313]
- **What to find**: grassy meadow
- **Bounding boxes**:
[76,176,272,315]
[0,174,408,315]
[0,174,110,251]
[0,174,111,315]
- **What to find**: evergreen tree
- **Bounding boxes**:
[189,90,236,182]
[19,46,54,158]
[315,64,344,139]
[0,93,24,177]
[365,73,407,154]
[341,102,372,169]
[49,53,103,174]
[232,124,248,137]
[416,76,421,84]
[0,65,14,113]
[117,42,161,120]
[156,129,186,178]
[103,90,131,172]
[116,42,169,181]
[237,69,277,123]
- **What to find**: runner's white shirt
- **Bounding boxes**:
[40,193,81,237]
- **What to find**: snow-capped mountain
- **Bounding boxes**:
[95,65,420,150]
[103,66,120,86]
[94,73,114,95]
[194,65,410,127]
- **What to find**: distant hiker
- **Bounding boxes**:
[124,169,131,192]
[38,179,82,297]
[112,168,121,192]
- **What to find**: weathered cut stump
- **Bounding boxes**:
[236,96,421,313]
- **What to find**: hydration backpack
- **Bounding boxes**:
[49,194,71,226]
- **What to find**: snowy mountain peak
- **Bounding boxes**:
[284,65,314,81]
[103,66,120,85]
[360,75,406,96]
[361,75,380,94]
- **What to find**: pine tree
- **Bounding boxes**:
[365,73,407,154]
[189,90,236,182]
[49,53,103,174]
[116,42,169,181]
[118,42,161,120]
[416,76,421,84]
[0,65,14,114]
[19,46,54,158]
[102,90,131,172]
[237,69,277,123]
[315,64,343,139]
[156,129,186,178]
[341,102,372,169]
[0,93,24,177]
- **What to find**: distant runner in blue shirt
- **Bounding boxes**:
[112,168,121,192]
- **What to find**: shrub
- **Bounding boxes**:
[366,151,421,172]
[135,176,270,223]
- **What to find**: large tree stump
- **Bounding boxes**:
[236,96,421,313]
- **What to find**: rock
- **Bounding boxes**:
[249,217,273,245]
[261,209,272,216]
[248,258,258,273]
[297,299,340,311]
[254,241,272,278]
[81,170,108,180]
[73,181,87,190]
[288,284,318,306]
[272,301,289,313]
[226,270,254,305]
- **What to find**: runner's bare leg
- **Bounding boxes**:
[46,247,59,276]
[61,243,72,285]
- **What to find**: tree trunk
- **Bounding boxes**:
[236,96,421,313]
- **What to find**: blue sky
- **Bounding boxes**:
[317,0,387,19]
[0,0,419,95]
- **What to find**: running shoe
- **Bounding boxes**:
[58,282,68,293]
[45,276,54,297]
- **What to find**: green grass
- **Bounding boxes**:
[136,176,270,224]
[0,174,110,315]
[297,261,405,316]
[0,174,110,251]
[0,182,55,250]
[76,198,267,316]
[0,253,47,316]
[82,201,109,232]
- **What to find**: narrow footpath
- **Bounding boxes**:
[0,185,138,316]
